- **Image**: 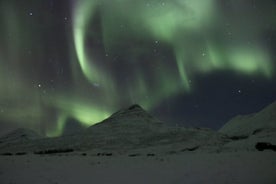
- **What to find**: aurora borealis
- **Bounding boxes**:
[0,0,275,136]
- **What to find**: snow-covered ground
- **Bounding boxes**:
[1,103,275,184]
[1,151,275,184]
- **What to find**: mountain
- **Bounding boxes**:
[219,101,276,151]
[219,101,276,137]
[0,128,42,144]
[0,105,227,153]
[81,104,227,151]
[62,118,86,136]
[86,104,166,137]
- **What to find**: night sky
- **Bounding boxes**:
[0,0,275,136]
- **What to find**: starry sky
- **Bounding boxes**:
[0,0,275,136]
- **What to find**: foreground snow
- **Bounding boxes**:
[0,152,275,184]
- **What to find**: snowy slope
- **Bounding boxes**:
[219,101,276,137]
[221,128,276,151]
[0,128,42,144]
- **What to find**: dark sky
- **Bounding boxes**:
[0,0,275,136]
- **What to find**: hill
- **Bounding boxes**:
[219,101,276,137]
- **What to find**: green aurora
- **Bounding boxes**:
[0,0,275,136]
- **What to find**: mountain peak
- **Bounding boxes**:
[127,104,143,110]
[87,104,164,133]
[106,104,153,120]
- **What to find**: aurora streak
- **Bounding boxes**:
[0,0,275,136]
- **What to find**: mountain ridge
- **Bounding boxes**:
[219,101,276,137]
[0,104,226,152]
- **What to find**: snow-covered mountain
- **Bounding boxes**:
[80,104,227,151]
[85,104,167,142]
[0,128,42,144]
[219,101,276,137]
[219,101,276,151]
[0,104,227,153]
[1,105,276,184]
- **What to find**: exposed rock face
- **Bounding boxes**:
[219,101,276,137]
[255,142,276,152]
